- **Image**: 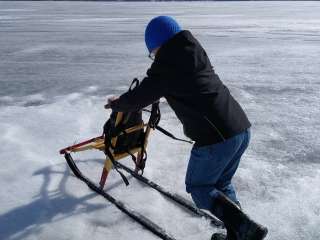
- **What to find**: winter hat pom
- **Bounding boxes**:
[145,16,181,53]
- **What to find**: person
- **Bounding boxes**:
[107,16,268,240]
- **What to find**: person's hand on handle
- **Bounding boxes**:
[104,96,119,109]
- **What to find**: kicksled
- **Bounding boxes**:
[59,81,223,239]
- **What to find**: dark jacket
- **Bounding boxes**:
[110,30,251,146]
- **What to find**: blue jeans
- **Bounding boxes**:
[185,129,250,210]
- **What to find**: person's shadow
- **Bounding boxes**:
[0,159,126,240]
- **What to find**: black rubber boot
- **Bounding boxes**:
[210,191,268,240]
[211,233,227,240]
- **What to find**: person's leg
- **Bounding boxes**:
[185,136,243,210]
[186,129,267,240]
[208,131,267,240]
[210,130,251,239]
[185,145,223,210]
[215,129,251,204]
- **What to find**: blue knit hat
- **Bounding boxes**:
[145,16,181,53]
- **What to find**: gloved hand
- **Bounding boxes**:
[104,96,119,109]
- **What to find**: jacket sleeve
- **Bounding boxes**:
[110,64,168,112]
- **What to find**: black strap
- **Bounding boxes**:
[119,129,145,172]
[148,102,161,128]
[129,78,139,92]
[122,126,147,174]
[146,102,193,144]
[105,147,130,186]
[136,137,147,174]
[155,125,193,144]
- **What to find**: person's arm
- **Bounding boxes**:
[109,66,168,112]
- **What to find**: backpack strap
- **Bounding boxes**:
[155,125,193,144]
[146,101,193,144]
[104,146,130,186]
[134,102,160,173]
[129,78,139,91]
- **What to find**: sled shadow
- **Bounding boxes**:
[0,159,129,240]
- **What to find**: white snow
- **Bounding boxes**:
[0,1,319,240]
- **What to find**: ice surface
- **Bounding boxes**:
[0,1,319,240]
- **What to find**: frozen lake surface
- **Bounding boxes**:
[0,1,319,240]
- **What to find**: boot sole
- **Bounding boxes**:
[247,226,268,240]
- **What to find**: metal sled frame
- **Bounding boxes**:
[59,112,153,189]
